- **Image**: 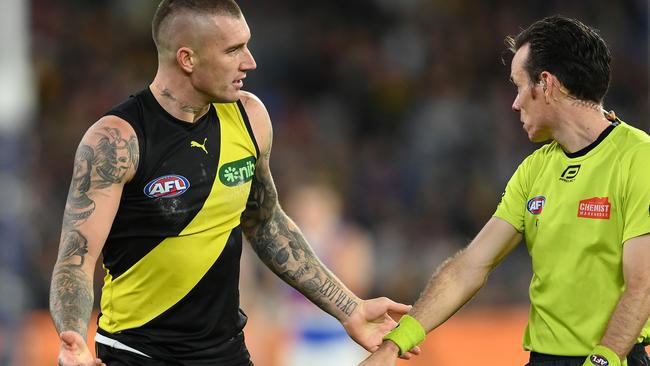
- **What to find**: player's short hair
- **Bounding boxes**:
[152,0,243,49]
[506,15,611,103]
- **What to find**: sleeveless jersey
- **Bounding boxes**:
[494,121,650,356]
[97,88,259,362]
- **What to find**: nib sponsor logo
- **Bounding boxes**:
[578,197,611,219]
[219,156,256,187]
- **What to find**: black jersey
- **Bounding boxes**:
[96,88,259,363]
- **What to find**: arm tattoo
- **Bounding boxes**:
[58,230,89,266]
[50,263,93,338]
[242,159,358,317]
[51,228,92,337]
[319,278,358,315]
[51,126,138,337]
[93,128,138,189]
[63,127,138,228]
[63,145,95,228]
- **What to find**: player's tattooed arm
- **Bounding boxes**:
[50,118,138,338]
[62,127,139,229]
[241,147,359,319]
[50,230,93,338]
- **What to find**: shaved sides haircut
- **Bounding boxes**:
[152,0,243,50]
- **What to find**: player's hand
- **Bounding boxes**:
[358,340,400,366]
[58,331,106,366]
[342,297,421,359]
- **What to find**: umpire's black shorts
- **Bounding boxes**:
[96,332,254,366]
[527,343,649,366]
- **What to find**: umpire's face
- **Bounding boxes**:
[510,43,554,143]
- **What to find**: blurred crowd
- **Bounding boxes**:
[26,0,648,320]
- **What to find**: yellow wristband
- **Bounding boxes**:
[382,315,426,356]
[583,345,621,366]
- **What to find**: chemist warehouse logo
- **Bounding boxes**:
[578,197,611,219]
[144,175,190,198]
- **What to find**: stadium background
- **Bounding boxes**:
[0,0,647,364]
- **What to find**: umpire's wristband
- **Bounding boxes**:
[382,315,426,356]
[583,344,621,366]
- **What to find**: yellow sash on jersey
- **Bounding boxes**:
[99,103,257,332]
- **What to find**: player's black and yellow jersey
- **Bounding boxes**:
[495,120,650,356]
[96,88,259,362]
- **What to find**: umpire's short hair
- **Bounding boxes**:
[506,15,611,104]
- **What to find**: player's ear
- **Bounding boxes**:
[177,47,195,73]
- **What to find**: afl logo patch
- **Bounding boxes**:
[589,354,609,366]
[144,175,190,198]
[527,196,546,215]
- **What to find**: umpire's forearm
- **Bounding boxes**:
[245,208,360,321]
[50,262,94,339]
[410,217,521,332]
[600,285,650,358]
[410,249,489,332]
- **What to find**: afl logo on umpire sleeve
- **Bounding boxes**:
[527,196,546,215]
[144,175,190,198]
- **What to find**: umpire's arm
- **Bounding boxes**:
[409,216,522,331]
[363,216,522,362]
[599,234,650,359]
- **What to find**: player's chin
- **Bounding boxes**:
[229,87,246,100]
[213,90,243,103]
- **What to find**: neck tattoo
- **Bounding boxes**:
[159,88,207,115]
[556,84,602,113]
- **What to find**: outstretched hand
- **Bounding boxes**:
[58,331,106,366]
[342,297,421,359]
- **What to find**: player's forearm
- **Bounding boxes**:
[599,285,650,358]
[245,206,359,320]
[50,261,94,339]
[410,249,490,331]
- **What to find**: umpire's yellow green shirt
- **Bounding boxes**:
[494,121,650,356]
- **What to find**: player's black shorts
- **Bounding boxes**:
[96,332,254,366]
[526,343,649,366]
